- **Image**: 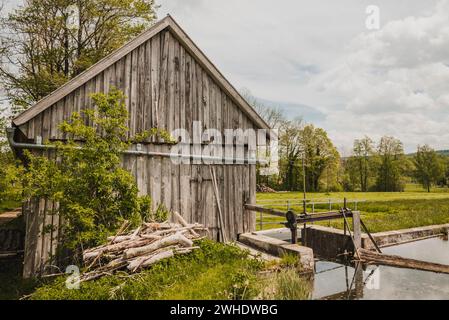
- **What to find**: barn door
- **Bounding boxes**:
[189,165,219,241]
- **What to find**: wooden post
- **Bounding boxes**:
[352,211,362,250]
[354,262,364,299]
[291,227,298,244]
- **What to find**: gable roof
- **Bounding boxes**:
[13,15,270,131]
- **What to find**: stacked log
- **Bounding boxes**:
[256,184,277,193]
[81,213,207,282]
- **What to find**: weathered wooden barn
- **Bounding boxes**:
[8,15,270,277]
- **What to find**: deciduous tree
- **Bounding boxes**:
[375,136,407,192]
[413,145,445,192]
[0,0,157,113]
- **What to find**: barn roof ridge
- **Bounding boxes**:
[13,14,270,131]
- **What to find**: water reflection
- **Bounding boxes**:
[313,237,449,300]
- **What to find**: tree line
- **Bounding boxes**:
[243,91,449,193]
[343,137,448,192]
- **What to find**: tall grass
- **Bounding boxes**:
[31,240,265,300]
[258,269,312,300]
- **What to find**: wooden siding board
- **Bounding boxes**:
[124,53,132,139]
[130,50,139,137]
[148,147,162,212]
[159,30,170,134]
[137,44,146,134]
[161,145,172,212]
[180,45,186,132]
[150,34,161,130]
[144,40,152,134]
[184,53,192,133]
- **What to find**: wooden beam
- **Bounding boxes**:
[244,204,354,224]
[244,204,285,218]
[298,211,353,224]
[359,248,449,275]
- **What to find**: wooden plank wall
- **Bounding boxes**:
[23,157,256,277]
[123,144,256,242]
[20,28,259,277]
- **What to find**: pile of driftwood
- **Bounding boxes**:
[81,212,207,282]
[256,184,277,193]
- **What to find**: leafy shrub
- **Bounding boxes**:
[0,151,23,205]
[22,88,171,256]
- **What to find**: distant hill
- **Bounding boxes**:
[341,150,449,160]
[437,150,449,156]
[406,150,449,157]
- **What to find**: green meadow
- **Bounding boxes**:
[256,184,449,232]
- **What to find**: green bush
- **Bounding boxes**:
[22,88,171,255]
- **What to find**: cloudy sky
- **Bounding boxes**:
[156,0,449,154]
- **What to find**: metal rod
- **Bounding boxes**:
[6,127,267,164]
[360,218,382,253]
[302,154,306,202]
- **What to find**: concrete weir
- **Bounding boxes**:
[303,223,449,259]
[238,233,315,272]
[239,223,449,270]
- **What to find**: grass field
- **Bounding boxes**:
[256,184,449,232]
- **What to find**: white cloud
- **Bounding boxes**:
[316,0,449,152]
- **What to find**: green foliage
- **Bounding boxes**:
[278,122,341,192]
[343,135,412,192]
[271,269,311,300]
[0,270,38,300]
[31,240,265,300]
[374,136,408,192]
[242,90,340,192]
[350,136,376,192]
[0,0,157,111]
[0,109,24,206]
[279,253,301,269]
[22,88,165,252]
[0,151,24,205]
[413,145,445,192]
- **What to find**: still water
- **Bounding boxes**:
[314,237,449,300]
